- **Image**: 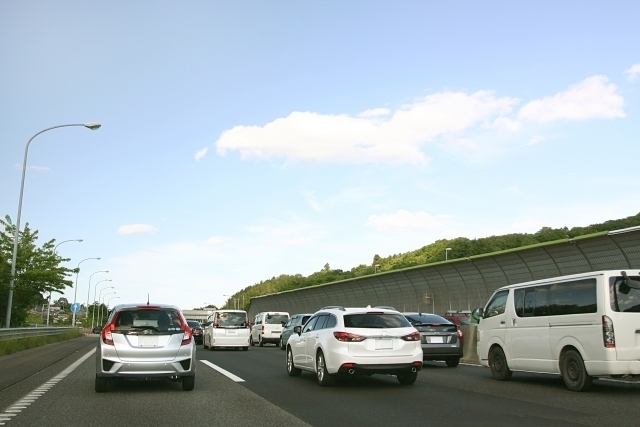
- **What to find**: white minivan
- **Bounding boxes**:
[475,270,640,391]
[251,312,290,347]
[203,310,250,351]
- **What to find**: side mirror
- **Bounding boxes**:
[293,325,302,336]
[471,308,483,323]
[281,321,287,326]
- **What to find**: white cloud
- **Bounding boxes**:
[204,236,225,245]
[518,76,624,123]
[194,147,209,161]
[366,210,447,232]
[117,224,157,235]
[216,91,518,164]
[625,64,640,82]
[359,108,391,118]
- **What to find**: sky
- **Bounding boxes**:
[1,1,639,311]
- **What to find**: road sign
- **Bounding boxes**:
[70,303,81,313]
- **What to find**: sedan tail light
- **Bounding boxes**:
[400,331,421,342]
[333,331,366,342]
[457,326,464,346]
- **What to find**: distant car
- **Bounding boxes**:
[286,306,423,386]
[94,303,196,392]
[187,320,204,345]
[403,313,463,367]
[280,313,312,350]
[251,312,289,347]
[92,326,102,334]
[443,315,471,326]
[203,310,250,351]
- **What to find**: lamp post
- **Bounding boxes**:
[87,270,109,315]
[4,123,100,328]
[92,280,112,329]
[223,295,239,310]
[95,286,114,328]
[46,239,83,326]
[374,264,380,274]
[72,257,100,326]
[99,292,115,326]
[106,296,119,315]
[445,247,452,261]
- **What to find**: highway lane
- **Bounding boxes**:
[2,337,640,427]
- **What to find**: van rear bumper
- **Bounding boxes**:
[585,360,640,376]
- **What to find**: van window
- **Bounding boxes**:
[215,311,246,328]
[484,290,508,319]
[610,275,640,313]
[549,279,597,315]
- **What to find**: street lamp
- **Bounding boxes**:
[72,257,100,326]
[445,247,452,261]
[92,280,112,329]
[4,123,100,328]
[106,296,119,314]
[99,291,115,326]
[46,238,83,326]
[95,286,114,328]
[374,264,380,274]
[223,295,239,310]
[87,270,109,315]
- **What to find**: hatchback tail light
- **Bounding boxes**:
[333,331,366,342]
[101,321,116,346]
[177,313,193,346]
[400,331,421,341]
[602,315,615,348]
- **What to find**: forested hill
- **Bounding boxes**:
[225,213,640,311]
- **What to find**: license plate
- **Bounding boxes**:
[139,336,159,347]
[226,330,236,335]
[428,336,444,344]
[375,339,393,349]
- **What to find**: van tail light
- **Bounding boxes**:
[400,331,421,342]
[261,325,265,335]
[457,326,464,346]
[178,313,193,346]
[602,315,615,348]
[333,331,366,342]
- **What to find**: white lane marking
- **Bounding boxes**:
[0,348,95,425]
[200,360,245,382]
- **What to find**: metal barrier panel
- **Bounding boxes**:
[0,327,81,341]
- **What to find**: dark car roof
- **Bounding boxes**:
[402,313,453,325]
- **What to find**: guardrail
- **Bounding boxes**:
[0,327,82,342]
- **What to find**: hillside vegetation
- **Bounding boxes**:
[224,213,640,311]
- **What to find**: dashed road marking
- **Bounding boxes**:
[200,359,245,382]
[0,348,95,425]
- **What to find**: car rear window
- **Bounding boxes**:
[344,313,411,328]
[216,311,247,327]
[265,314,288,324]
[404,314,452,325]
[610,275,640,313]
[187,321,201,328]
[114,308,183,333]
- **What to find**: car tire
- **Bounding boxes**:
[316,350,336,386]
[259,336,264,347]
[489,346,512,381]
[279,338,285,350]
[182,376,195,391]
[250,336,254,346]
[397,370,418,385]
[287,347,301,376]
[446,358,460,368]
[203,337,208,350]
[560,349,592,392]
[95,374,107,393]
[242,347,248,351]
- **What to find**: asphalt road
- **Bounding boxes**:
[1,337,639,427]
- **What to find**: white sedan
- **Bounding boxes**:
[286,306,423,386]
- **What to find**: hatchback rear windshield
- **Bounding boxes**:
[187,321,201,328]
[265,314,288,324]
[344,313,411,328]
[114,308,183,333]
[404,314,452,325]
[610,275,640,313]
[216,311,247,327]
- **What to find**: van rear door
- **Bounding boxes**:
[608,274,640,361]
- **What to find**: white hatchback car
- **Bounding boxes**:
[286,306,423,386]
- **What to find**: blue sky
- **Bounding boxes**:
[1,1,639,310]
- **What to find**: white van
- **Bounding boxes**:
[203,310,250,351]
[475,269,640,391]
[251,312,289,347]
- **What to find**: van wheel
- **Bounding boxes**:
[489,347,512,381]
[259,336,264,347]
[561,349,592,392]
[182,376,195,391]
[95,375,108,393]
[316,350,336,386]
[446,358,460,368]
[287,348,301,376]
[250,336,254,346]
[203,337,208,350]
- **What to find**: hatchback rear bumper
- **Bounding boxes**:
[421,344,463,359]
[97,358,195,378]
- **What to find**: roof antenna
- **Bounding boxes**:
[147,293,150,305]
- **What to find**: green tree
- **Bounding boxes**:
[0,216,76,326]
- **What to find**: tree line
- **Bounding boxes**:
[224,212,640,311]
